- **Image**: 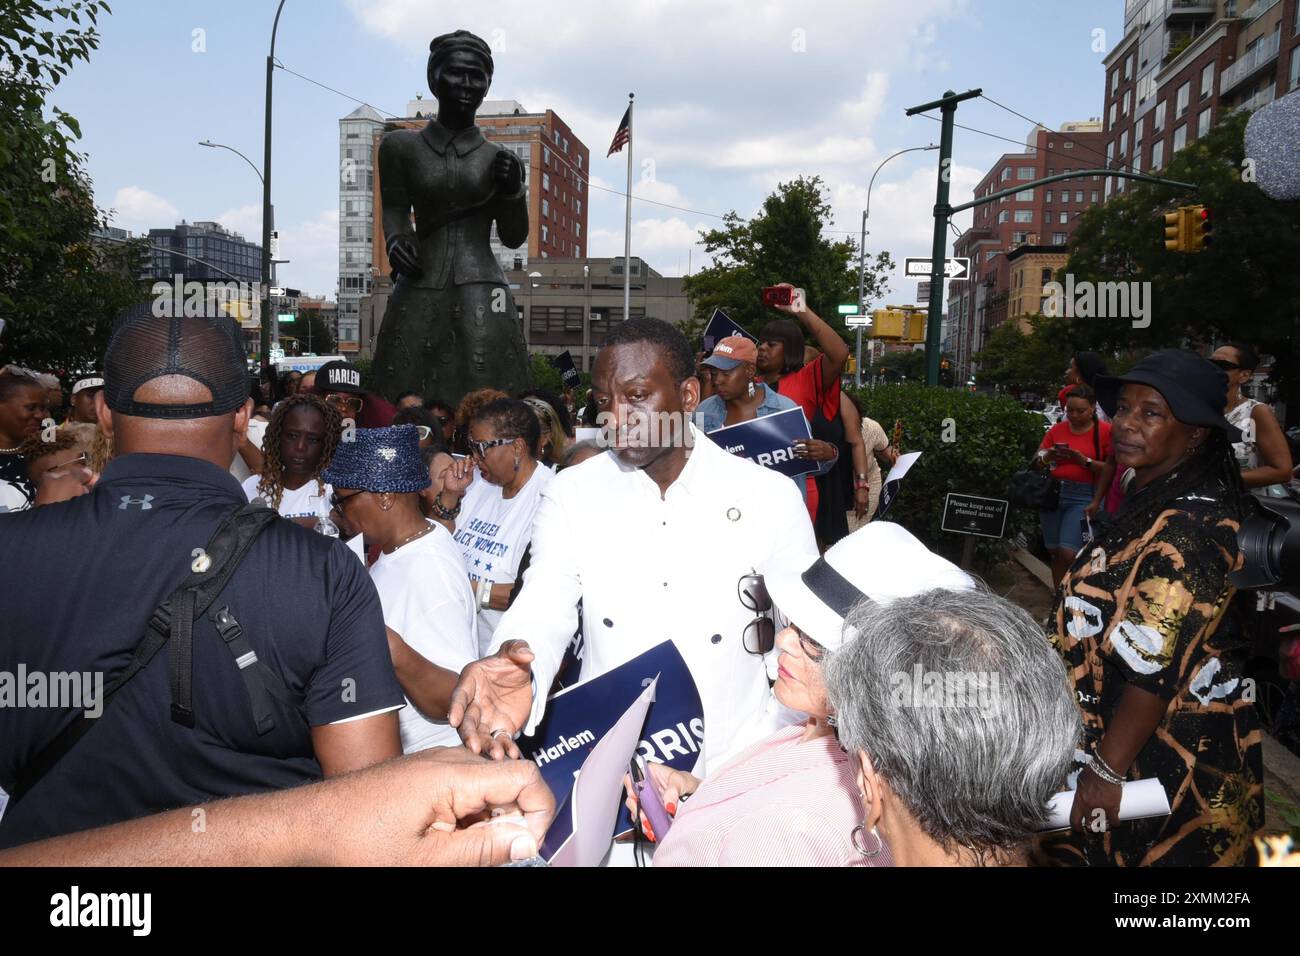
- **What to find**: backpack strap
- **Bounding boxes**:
[166,502,279,728]
[208,603,304,736]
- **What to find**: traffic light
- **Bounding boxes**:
[1187,205,1212,252]
[1163,208,1186,252]
[940,359,950,371]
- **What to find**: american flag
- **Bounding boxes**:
[607,105,631,157]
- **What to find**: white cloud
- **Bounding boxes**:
[588,215,712,271]
[276,209,340,299]
[107,186,178,233]
[838,72,891,127]
[214,203,262,239]
[340,0,973,287]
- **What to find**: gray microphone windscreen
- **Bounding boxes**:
[1245,89,1300,201]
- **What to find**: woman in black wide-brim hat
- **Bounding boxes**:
[1036,350,1263,867]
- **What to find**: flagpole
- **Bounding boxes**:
[623,92,634,326]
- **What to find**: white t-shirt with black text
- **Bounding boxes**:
[453,464,553,655]
[241,473,332,522]
[369,521,478,753]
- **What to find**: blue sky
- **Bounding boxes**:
[52,0,1123,305]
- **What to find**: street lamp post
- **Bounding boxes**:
[198,138,281,355]
[260,0,288,374]
[855,144,938,387]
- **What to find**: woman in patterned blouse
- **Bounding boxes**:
[1038,350,1263,866]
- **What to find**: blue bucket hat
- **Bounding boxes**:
[322,425,431,493]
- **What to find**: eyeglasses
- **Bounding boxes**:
[1209,359,1242,371]
[414,425,432,441]
[797,629,826,663]
[330,489,365,511]
[738,572,775,655]
[468,437,514,459]
[324,393,363,410]
[49,452,88,471]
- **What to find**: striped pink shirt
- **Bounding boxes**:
[653,724,893,867]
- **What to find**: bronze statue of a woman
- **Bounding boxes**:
[371,30,530,403]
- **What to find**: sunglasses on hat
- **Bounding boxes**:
[739,572,774,655]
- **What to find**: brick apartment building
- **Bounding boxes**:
[947,121,1106,383]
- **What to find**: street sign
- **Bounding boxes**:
[843,314,871,328]
[269,347,285,364]
[904,256,969,280]
[916,280,931,302]
[837,304,859,315]
[270,287,286,297]
[277,313,295,323]
[941,493,1009,539]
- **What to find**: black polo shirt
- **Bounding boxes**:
[0,453,405,848]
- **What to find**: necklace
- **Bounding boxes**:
[0,446,20,454]
[389,521,434,552]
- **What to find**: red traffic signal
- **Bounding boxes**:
[1188,205,1212,252]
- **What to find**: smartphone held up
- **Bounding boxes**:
[761,285,805,312]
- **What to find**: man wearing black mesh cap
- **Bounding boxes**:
[0,312,406,849]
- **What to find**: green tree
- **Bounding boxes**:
[0,0,148,374]
[972,316,1075,395]
[683,175,894,345]
[1061,108,1300,404]
[281,307,336,355]
[527,352,589,398]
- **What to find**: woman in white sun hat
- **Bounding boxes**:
[638,521,975,867]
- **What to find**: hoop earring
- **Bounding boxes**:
[747,380,756,398]
[850,824,884,858]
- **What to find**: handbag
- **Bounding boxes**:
[1010,468,1060,511]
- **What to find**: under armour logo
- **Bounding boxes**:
[119,495,154,510]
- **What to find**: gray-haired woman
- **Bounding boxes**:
[826,588,1080,866]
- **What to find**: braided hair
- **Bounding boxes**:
[1090,429,1246,560]
[257,393,341,509]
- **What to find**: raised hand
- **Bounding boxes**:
[444,456,476,497]
[493,150,524,194]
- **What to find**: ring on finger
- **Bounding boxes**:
[490,728,511,740]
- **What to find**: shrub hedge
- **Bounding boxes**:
[847,383,1045,572]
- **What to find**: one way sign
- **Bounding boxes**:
[904,256,970,280]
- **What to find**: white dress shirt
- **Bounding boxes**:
[490,424,817,775]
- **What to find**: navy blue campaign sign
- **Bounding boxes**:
[549,350,581,388]
[706,406,817,479]
[519,640,703,841]
[702,309,756,351]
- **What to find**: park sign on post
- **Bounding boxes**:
[904,256,969,280]
[916,280,931,303]
[941,493,1009,539]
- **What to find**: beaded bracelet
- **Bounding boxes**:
[430,496,461,521]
